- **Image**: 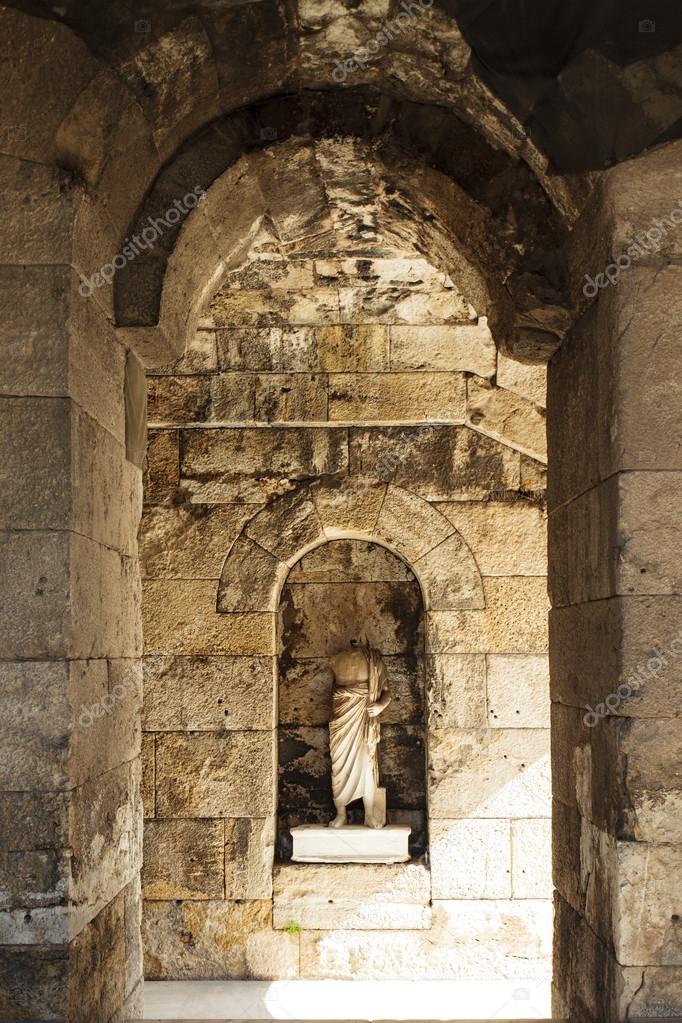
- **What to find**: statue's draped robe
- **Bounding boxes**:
[329,646,388,806]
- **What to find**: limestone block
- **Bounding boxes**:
[144,655,275,731]
[431,819,511,899]
[217,327,284,371]
[511,818,552,898]
[181,426,348,503]
[0,397,70,530]
[273,862,430,928]
[0,945,67,1021]
[226,258,316,292]
[329,372,466,422]
[428,577,549,654]
[217,535,286,612]
[429,728,551,818]
[0,790,68,853]
[225,817,274,900]
[338,286,469,324]
[486,654,550,728]
[278,327,322,373]
[254,373,328,422]
[617,471,682,595]
[390,322,496,377]
[622,964,682,1021]
[209,288,339,326]
[144,429,179,504]
[69,759,142,940]
[316,324,389,372]
[156,329,218,375]
[315,257,450,289]
[620,718,682,845]
[142,899,272,979]
[0,661,70,790]
[143,581,274,655]
[520,454,546,493]
[596,266,682,475]
[68,658,141,789]
[71,405,136,552]
[375,485,453,562]
[0,848,67,913]
[245,930,299,980]
[0,156,74,265]
[615,840,682,966]
[607,142,682,261]
[467,378,547,461]
[140,503,255,579]
[496,351,547,407]
[141,732,155,819]
[147,374,212,424]
[438,500,547,576]
[0,530,70,659]
[413,533,485,610]
[0,327,68,398]
[0,266,69,336]
[280,580,422,657]
[155,731,275,817]
[427,654,487,729]
[245,488,324,562]
[299,899,552,979]
[143,819,224,900]
[311,477,386,535]
[287,538,412,583]
[349,425,521,501]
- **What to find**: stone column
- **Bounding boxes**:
[549,140,682,1022]
[0,167,145,1018]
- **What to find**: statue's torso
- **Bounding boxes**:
[330,648,370,688]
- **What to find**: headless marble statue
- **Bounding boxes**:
[328,639,391,829]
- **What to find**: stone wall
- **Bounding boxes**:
[140,249,552,979]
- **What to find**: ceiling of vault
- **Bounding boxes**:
[3,0,680,173]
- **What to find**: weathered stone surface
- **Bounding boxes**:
[144,429,179,504]
[430,818,512,899]
[375,485,454,562]
[299,899,552,979]
[339,286,470,325]
[155,731,275,817]
[273,862,431,930]
[147,374,212,424]
[467,378,547,460]
[428,577,549,654]
[0,530,70,659]
[0,397,70,530]
[254,372,327,422]
[438,500,547,576]
[312,476,386,535]
[511,818,552,898]
[144,655,275,730]
[245,929,299,980]
[141,732,155,819]
[413,533,484,610]
[427,654,487,729]
[143,899,272,979]
[350,425,521,501]
[280,580,422,657]
[143,580,274,655]
[390,321,496,377]
[497,351,546,407]
[246,488,324,562]
[288,538,413,583]
[217,535,286,612]
[209,287,340,326]
[143,819,224,900]
[486,654,550,728]
[316,324,389,372]
[329,372,466,422]
[225,817,274,900]
[182,426,348,502]
[429,728,551,818]
[140,503,255,578]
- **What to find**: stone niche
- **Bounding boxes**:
[277,538,427,862]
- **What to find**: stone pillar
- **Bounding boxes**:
[0,165,145,1018]
[549,140,682,1022]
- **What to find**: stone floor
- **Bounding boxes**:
[142,979,552,1020]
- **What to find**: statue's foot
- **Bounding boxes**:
[329,811,347,828]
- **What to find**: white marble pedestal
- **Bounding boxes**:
[291,823,410,863]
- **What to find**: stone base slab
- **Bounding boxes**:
[291,824,410,863]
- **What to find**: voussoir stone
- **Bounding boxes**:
[245,487,324,562]
[311,476,386,535]
[217,535,286,612]
[375,485,453,562]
